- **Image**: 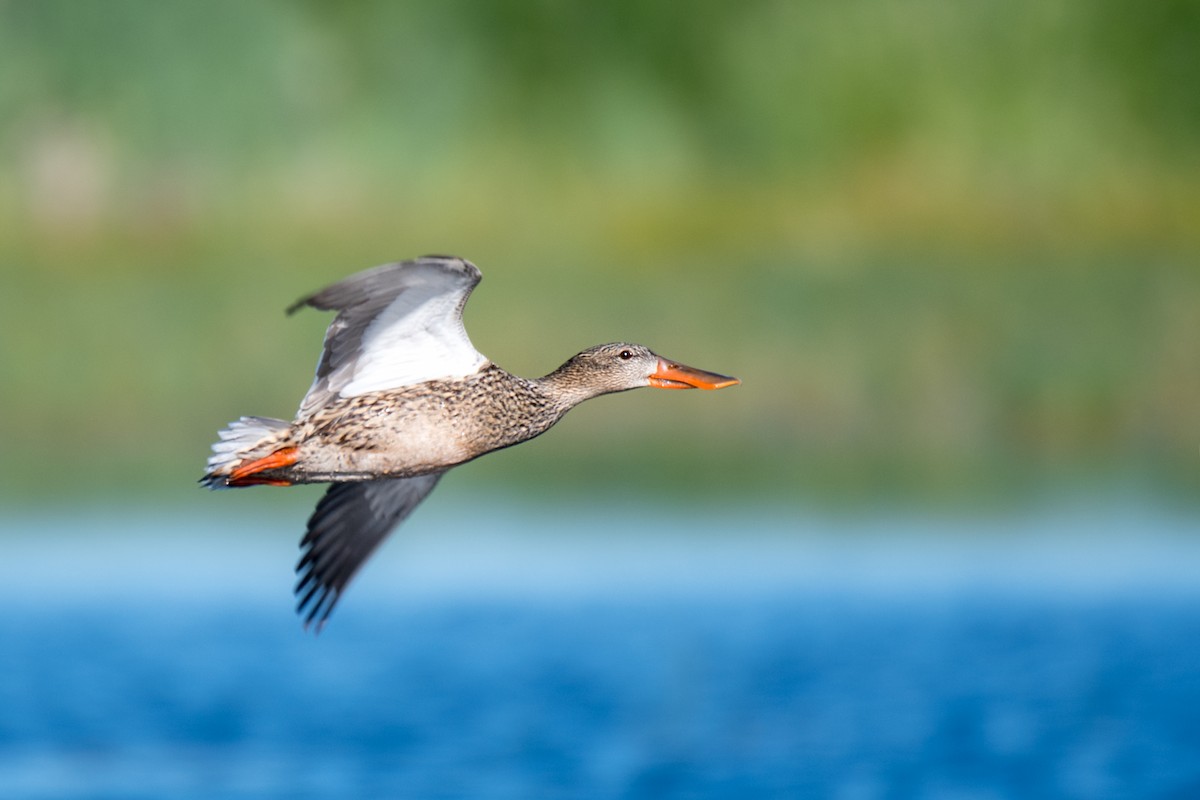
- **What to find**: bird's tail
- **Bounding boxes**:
[201,416,296,489]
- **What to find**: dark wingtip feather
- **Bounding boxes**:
[290,475,445,633]
[296,577,337,632]
[286,294,314,316]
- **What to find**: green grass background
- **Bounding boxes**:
[1,1,1197,508]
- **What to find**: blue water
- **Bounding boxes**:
[2,503,1198,799]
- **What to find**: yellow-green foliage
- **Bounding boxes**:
[1,2,1197,505]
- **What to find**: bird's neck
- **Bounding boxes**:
[533,363,609,411]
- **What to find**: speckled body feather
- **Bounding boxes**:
[252,364,568,484]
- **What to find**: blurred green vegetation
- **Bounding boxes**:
[1,1,1197,507]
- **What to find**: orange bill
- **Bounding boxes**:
[649,358,740,390]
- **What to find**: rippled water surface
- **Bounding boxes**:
[2,503,1198,799]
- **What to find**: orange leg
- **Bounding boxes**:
[228,476,294,487]
[228,446,299,486]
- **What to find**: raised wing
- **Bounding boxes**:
[295,474,444,630]
[290,256,487,417]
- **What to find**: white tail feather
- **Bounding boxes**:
[202,416,291,488]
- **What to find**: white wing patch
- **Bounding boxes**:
[339,282,487,396]
[293,257,489,416]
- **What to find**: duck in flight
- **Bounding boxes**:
[202,256,739,628]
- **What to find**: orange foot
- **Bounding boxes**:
[228,446,299,487]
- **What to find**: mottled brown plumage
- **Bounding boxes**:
[202,256,738,628]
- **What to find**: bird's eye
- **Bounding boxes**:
[618,349,634,360]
